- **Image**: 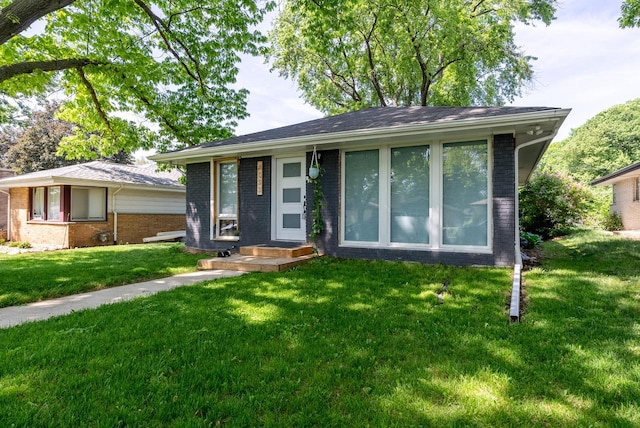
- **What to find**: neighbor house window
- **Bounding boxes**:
[71,187,106,221]
[216,160,238,238]
[47,186,61,221]
[31,187,45,220]
[341,139,490,250]
[612,184,617,204]
[634,177,640,202]
[442,141,488,247]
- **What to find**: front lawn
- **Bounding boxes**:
[0,243,210,308]
[0,230,638,426]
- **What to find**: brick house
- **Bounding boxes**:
[591,160,640,230]
[0,168,14,240]
[151,106,570,267]
[0,161,186,248]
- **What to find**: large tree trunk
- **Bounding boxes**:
[0,0,76,45]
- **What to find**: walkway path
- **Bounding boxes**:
[0,270,245,329]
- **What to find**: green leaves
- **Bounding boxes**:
[0,0,274,156]
[269,0,556,114]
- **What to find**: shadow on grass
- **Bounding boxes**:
[0,240,639,426]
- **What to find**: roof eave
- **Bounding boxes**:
[151,108,572,165]
[0,176,184,192]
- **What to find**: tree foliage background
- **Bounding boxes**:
[0,0,273,159]
[269,0,557,114]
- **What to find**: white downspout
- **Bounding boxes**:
[510,135,553,322]
[112,185,124,244]
[0,189,9,242]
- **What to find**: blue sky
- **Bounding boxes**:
[233,0,640,142]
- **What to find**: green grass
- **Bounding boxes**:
[0,230,638,426]
[0,243,210,308]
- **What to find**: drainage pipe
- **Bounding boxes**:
[112,185,124,244]
[511,134,555,321]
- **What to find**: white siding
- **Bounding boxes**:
[612,177,640,230]
[109,188,185,214]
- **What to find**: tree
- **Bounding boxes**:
[519,172,590,239]
[269,0,557,114]
[0,0,273,158]
[539,99,640,184]
[620,0,640,27]
[1,102,132,174]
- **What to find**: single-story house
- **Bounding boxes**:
[151,106,570,267]
[591,160,640,230]
[0,168,14,238]
[0,161,186,248]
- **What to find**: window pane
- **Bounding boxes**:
[88,188,106,220]
[71,188,89,220]
[219,162,237,215]
[283,213,301,229]
[218,219,238,237]
[282,162,301,178]
[48,186,61,221]
[442,141,488,246]
[283,188,301,203]
[391,146,430,244]
[345,150,379,242]
[32,188,44,220]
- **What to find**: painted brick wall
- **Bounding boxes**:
[612,177,640,229]
[239,156,272,246]
[186,162,212,249]
[491,134,516,266]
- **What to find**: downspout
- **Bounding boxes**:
[510,135,553,322]
[112,184,124,244]
[0,189,9,242]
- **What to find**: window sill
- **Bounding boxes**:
[214,236,240,242]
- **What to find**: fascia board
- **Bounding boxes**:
[0,176,184,192]
[151,109,572,164]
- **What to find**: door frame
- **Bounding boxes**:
[272,155,307,242]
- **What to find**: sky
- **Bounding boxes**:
[232,0,640,142]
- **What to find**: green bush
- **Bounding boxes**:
[601,211,624,231]
[8,241,32,249]
[519,172,590,239]
[520,231,543,249]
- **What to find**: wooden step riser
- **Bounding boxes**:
[239,245,314,258]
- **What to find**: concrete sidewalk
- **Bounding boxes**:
[0,270,245,329]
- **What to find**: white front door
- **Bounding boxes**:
[275,157,306,241]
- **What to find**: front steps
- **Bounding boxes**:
[197,244,316,272]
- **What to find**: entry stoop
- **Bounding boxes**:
[197,245,316,272]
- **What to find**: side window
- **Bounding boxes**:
[216,161,238,238]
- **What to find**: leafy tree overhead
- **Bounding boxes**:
[620,0,640,27]
[0,0,273,158]
[1,102,132,174]
[269,0,557,114]
[539,98,640,184]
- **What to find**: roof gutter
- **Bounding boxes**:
[151,109,571,164]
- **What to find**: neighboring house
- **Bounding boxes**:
[591,160,640,230]
[0,168,15,238]
[151,106,570,267]
[0,161,186,248]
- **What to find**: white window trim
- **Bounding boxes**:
[70,186,107,221]
[211,159,240,241]
[340,138,493,253]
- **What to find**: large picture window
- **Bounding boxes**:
[216,161,238,238]
[341,139,490,250]
[442,141,488,246]
[71,187,106,221]
[30,186,107,222]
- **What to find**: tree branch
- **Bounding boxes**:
[0,58,105,83]
[0,0,77,45]
[76,66,115,136]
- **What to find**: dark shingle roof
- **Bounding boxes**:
[192,106,558,150]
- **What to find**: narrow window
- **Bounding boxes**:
[217,161,238,238]
[47,186,61,221]
[32,187,45,220]
[442,141,488,246]
[344,150,379,242]
[612,184,617,204]
[390,145,430,244]
[635,177,640,202]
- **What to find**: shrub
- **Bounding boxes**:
[519,172,590,239]
[601,211,624,231]
[8,241,32,249]
[520,231,543,249]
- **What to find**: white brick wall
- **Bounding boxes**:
[612,176,640,230]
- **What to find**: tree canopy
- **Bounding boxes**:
[620,0,640,27]
[539,98,640,184]
[0,0,273,158]
[268,0,557,114]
